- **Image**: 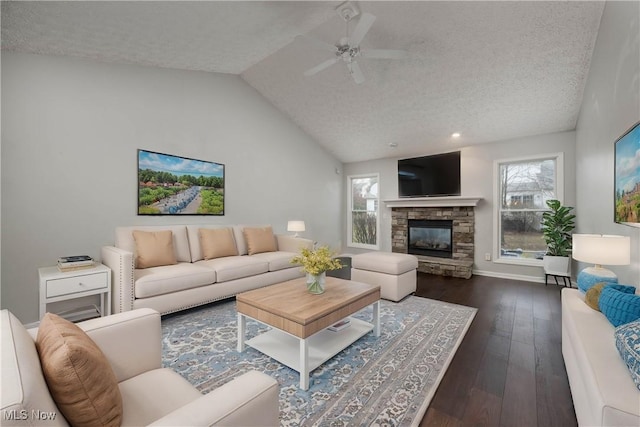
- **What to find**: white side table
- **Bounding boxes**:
[39,264,111,321]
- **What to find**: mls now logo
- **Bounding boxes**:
[3,409,57,421]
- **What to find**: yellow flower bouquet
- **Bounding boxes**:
[291,246,343,294]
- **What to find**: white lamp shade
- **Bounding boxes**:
[287,221,306,233]
[572,234,630,266]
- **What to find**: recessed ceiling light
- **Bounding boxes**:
[389,142,398,148]
[451,133,461,138]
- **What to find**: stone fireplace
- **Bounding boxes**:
[386,197,479,279]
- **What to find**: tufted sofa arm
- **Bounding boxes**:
[101,245,135,314]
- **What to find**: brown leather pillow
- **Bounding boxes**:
[36,313,123,427]
[243,226,277,255]
[199,228,238,259]
[585,282,607,311]
[132,230,178,268]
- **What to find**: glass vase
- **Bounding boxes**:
[306,272,326,294]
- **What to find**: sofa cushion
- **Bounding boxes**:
[585,283,636,311]
[243,226,277,255]
[134,263,216,299]
[196,256,269,283]
[599,286,640,327]
[36,313,123,427]
[119,368,201,427]
[250,251,297,272]
[116,225,191,263]
[133,230,178,269]
[615,320,640,391]
[199,228,238,260]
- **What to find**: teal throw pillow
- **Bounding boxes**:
[578,271,618,293]
[585,283,636,311]
[599,286,640,327]
[615,320,640,391]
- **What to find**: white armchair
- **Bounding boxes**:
[1,308,280,426]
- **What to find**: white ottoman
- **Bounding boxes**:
[351,252,419,302]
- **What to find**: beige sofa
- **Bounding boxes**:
[101,225,313,315]
[561,288,640,426]
[0,308,280,426]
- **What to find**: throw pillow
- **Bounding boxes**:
[199,228,238,260]
[243,226,277,255]
[578,272,618,293]
[585,283,637,311]
[615,320,640,391]
[132,230,178,269]
[599,286,640,327]
[36,313,123,427]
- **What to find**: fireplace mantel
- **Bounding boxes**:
[383,196,482,208]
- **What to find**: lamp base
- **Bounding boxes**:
[577,266,618,293]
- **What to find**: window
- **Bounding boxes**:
[347,174,379,249]
[493,153,563,265]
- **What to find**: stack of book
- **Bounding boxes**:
[328,318,351,332]
[57,255,95,272]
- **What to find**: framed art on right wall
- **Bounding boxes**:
[614,120,640,227]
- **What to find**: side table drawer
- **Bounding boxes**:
[46,272,108,298]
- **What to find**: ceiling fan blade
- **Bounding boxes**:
[296,35,338,53]
[304,57,339,76]
[347,61,365,84]
[349,12,376,47]
[360,49,409,60]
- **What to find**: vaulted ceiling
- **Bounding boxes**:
[1,1,605,163]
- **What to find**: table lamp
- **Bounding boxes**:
[572,234,631,292]
[287,220,305,238]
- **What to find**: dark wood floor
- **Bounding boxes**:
[415,273,577,427]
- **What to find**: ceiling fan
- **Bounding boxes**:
[301,2,408,84]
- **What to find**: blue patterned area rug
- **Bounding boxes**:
[161,296,476,426]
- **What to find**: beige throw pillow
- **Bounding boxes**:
[132,230,177,269]
[243,226,277,255]
[199,228,238,260]
[36,313,123,427]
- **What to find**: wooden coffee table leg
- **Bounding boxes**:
[237,313,246,352]
[300,338,309,390]
[373,300,381,337]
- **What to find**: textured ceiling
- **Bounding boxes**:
[1,1,605,163]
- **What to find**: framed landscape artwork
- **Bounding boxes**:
[614,121,640,227]
[138,149,225,215]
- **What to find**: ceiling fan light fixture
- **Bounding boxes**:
[451,132,461,138]
[336,1,359,22]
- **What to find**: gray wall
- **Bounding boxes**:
[1,53,343,324]
[575,0,640,286]
[343,131,576,282]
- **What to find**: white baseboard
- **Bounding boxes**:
[472,269,577,287]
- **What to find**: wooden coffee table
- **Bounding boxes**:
[236,276,381,390]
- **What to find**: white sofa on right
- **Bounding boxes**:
[561,288,640,426]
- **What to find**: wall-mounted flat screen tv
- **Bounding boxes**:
[398,151,461,197]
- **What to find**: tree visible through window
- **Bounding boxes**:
[348,174,379,249]
[496,155,562,262]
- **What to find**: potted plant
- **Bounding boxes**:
[541,199,576,275]
[291,246,343,294]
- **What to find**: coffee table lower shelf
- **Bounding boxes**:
[240,315,377,390]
